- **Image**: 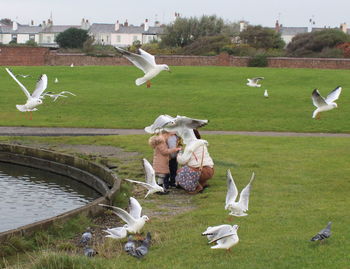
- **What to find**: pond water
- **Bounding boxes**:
[0,162,101,233]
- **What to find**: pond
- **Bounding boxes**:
[0,162,101,233]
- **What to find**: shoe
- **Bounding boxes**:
[187,184,203,195]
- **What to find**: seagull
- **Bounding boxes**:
[124,158,165,198]
[5,68,47,120]
[103,226,128,239]
[247,77,264,87]
[99,197,149,234]
[84,246,98,257]
[202,224,239,250]
[42,91,76,102]
[70,63,74,67]
[264,89,269,98]
[311,86,342,119]
[144,114,175,134]
[124,235,137,254]
[54,78,58,83]
[225,170,255,217]
[80,228,92,246]
[129,232,151,258]
[310,222,332,242]
[16,74,31,78]
[115,47,171,88]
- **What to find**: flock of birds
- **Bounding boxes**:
[4,46,338,257]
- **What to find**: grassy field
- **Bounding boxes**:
[0,66,349,132]
[1,134,349,269]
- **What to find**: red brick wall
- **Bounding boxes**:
[0,47,49,66]
[2,47,350,69]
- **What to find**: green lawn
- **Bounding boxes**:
[1,134,349,269]
[1,66,349,132]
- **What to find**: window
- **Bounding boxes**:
[116,35,121,42]
[29,34,35,40]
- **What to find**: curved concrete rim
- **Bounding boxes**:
[0,143,120,242]
[0,126,349,137]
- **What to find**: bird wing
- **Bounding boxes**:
[115,47,154,73]
[311,89,327,108]
[99,204,136,225]
[252,77,264,83]
[60,91,76,96]
[175,116,209,129]
[225,169,238,207]
[209,232,236,244]
[143,158,157,185]
[237,172,255,211]
[128,197,142,219]
[138,48,156,66]
[325,86,342,104]
[204,225,234,244]
[5,68,31,99]
[319,222,332,237]
[124,178,153,190]
[32,74,48,98]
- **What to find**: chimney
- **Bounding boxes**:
[86,19,90,29]
[239,21,246,32]
[144,19,149,31]
[31,20,34,26]
[154,20,160,27]
[124,20,128,27]
[275,20,280,33]
[12,21,18,31]
[340,23,347,33]
[42,20,46,29]
[115,20,120,31]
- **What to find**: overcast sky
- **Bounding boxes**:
[1,0,349,28]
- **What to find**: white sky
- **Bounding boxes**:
[1,0,349,28]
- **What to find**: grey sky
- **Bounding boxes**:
[1,0,349,28]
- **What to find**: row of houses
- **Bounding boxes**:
[0,17,349,48]
[0,18,164,47]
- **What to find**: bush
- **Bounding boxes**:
[336,42,350,57]
[248,54,268,67]
[25,39,37,46]
[222,44,258,56]
[56,28,89,49]
[181,35,231,55]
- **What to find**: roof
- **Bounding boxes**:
[280,27,308,35]
[89,23,164,35]
[40,25,81,33]
[0,25,41,34]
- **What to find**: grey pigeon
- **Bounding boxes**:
[310,222,332,242]
[124,235,137,254]
[130,232,151,258]
[80,228,92,246]
[84,246,98,257]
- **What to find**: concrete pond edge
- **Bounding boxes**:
[0,143,121,242]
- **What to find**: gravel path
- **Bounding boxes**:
[0,126,349,137]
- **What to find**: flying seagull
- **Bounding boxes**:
[310,222,332,242]
[225,170,255,217]
[99,197,149,234]
[124,158,166,198]
[129,232,151,258]
[311,86,342,119]
[115,47,171,88]
[247,77,264,87]
[42,91,76,102]
[202,224,239,250]
[103,226,128,239]
[5,68,47,120]
[16,74,31,78]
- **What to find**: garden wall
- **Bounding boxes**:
[2,47,350,69]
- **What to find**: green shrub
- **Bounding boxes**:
[25,39,38,46]
[248,54,268,67]
[222,44,258,56]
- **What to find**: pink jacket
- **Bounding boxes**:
[149,135,178,174]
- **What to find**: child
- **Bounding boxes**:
[149,131,181,192]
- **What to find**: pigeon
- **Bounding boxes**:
[99,197,149,234]
[103,225,128,239]
[264,89,269,98]
[84,246,98,257]
[202,224,239,250]
[311,87,342,119]
[115,47,170,87]
[80,228,92,246]
[129,232,151,258]
[310,222,332,242]
[54,78,58,83]
[5,68,47,119]
[124,235,137,254]
[247,77,264,87]
[42,91,76,102]
[124,158,166,198]
[225,170,255,217]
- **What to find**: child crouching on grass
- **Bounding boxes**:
[149,131,182,194]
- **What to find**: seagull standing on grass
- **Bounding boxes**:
[202,224,239,251]
[54,78,59,83]
[225,170,255,217]
[264,89,269,98]
[124,158,166,198]
[115,47,171,88]
[311,86,342,119]
[5,68,47,120]
[310,222,332,242]
[99,197,149,235]
[247,77,264,87]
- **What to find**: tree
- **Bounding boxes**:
[55,28,89,48]
[239,25,285,49]
[287,29,350,57]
